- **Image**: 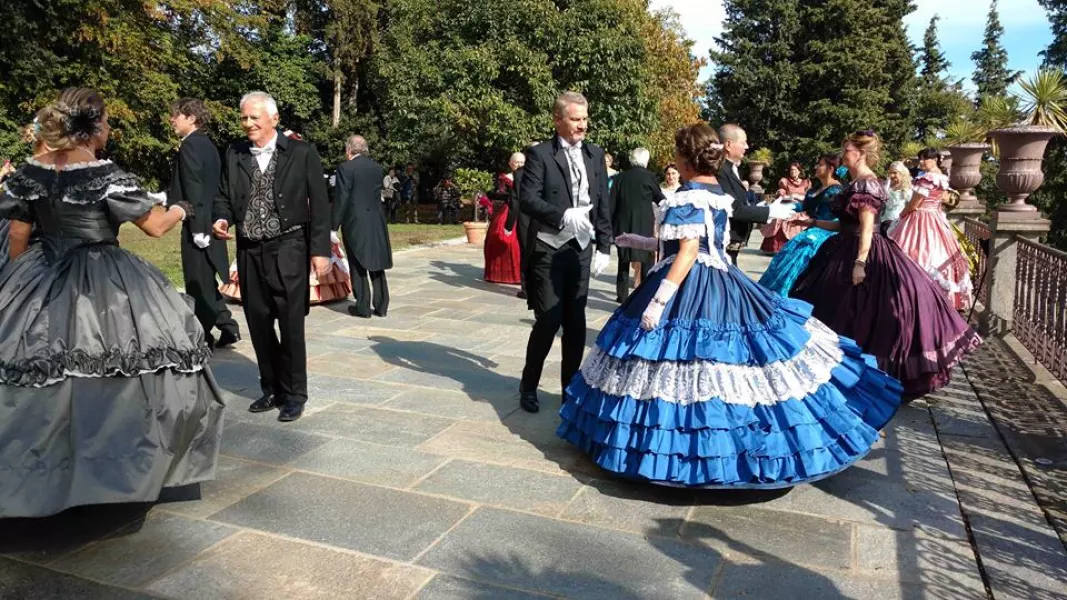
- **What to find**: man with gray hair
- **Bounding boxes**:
[333,134,392,318]
[610,147,664,302]
[717,123,784,263]
[517,91,612,413]
[213,91,332,423]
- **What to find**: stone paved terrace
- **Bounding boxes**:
[3,236,1067,600]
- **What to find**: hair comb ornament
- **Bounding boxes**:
[709,142,724,150]
[63,106,103,141]
[854,129,876,138]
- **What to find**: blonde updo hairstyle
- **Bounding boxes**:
[844,130,882,169]
[35,87,106,151]
[674,123,724,176]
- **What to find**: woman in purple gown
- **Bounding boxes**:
[791,131,981,399]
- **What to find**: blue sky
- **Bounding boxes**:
[651,0,1054,90]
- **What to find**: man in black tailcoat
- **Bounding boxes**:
[718,123,792,264]
[518,91,612,413]
[212,91,332,423]
[168,98,240,349]
[333,134,393,318]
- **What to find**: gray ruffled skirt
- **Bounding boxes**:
[0,240,225,518]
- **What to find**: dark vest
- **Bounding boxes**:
[240,154,301,241]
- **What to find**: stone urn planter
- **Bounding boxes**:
[463,221,488,245]
[989,125,1059,213]
[938,149,954,179]
[747,161,767,194]
[945,143,990,210]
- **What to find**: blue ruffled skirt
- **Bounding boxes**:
[559,259,902,488]
[758,228,836,297]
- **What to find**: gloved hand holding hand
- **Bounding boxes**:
[641,279,679,330]
[767,201,795,221]
[592,251,610,276]
[562,205,594,238]
[614,233,658,251]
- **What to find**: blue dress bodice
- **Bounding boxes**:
[658,181,732,269]
[801,183,843,221]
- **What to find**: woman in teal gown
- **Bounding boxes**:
[759,155,845,296]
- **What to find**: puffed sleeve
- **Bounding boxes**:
[658,202,707,240]
[0,167,46,223]
[103,168,166,224]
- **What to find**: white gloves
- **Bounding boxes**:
[615,233,658,251]
[330,231,340,244]
[641,279,679,330]
[767,201,795,222]
[193,233,211,249]
[561,205,594,238]
[592,251,610,276]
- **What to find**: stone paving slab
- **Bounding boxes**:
[416,507,722,600]
[414,460,582,516]
[145,532,433,600]
[0,557,161,600]
[208,472,471,561]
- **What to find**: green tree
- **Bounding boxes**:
[1033,0,1067,250]
[914,15,971,142]
[706,0,802,155]
[971,0,1022,100]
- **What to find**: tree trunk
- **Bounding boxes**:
[332,70,342,128]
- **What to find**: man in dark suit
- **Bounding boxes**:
[333,134,393,318]
[518,92,612,413]
[718,124,792,264]
[212,91,332,423]
[168,98,240,349]
[611,147,665,302]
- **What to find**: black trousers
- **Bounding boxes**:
[237,231,309,404]
[616,260,650,303]
[521,238,592,393]
[181,239,239,341]
[351,256,389,317]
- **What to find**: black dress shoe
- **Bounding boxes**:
[519,390,540,413]
[373,309,387,318]
[278,402,305,422]
[516,289,527,299]
[348,306,373,318]
[248,395,280,413]
[216,330,241,349]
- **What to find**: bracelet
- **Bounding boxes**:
[854,259,866,266]
[651,297,667,306]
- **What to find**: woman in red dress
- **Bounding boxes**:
[483,156,523,284]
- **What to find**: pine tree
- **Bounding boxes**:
[920,16,950,84]
[971,0,1022,99]
[1040,0,1067,69]
[914,14,970,141]
[706,0,802,154]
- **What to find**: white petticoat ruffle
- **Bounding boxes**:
[579,318,846,406]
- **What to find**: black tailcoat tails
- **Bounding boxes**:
[333,154,393,317]
[215,131,330,405]
[169,129,238,341]
[518,137,611,398]
[719,160,770,263]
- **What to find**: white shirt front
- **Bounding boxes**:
[251,132,279,173]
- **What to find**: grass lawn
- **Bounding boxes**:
[119,223,466,288]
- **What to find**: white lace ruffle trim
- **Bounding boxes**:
[657,222,705,240]
[579,318,846,406]
[33,363,204,389]
[656,188,734,268]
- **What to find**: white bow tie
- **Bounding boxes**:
[250,146,274,156]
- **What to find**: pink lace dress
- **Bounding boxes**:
[887,173,973,310]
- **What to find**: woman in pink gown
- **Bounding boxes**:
[888,148,973,310]
[760,162,811,253]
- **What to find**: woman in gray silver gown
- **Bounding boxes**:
[0,88,224,518]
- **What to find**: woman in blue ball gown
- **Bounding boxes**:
[557,124,902,488]
[759,155,846,296]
